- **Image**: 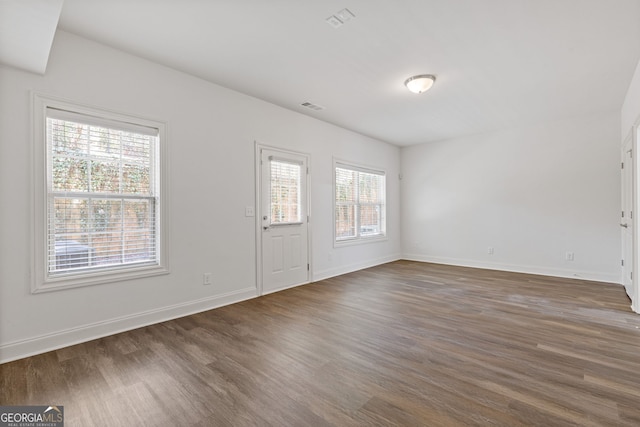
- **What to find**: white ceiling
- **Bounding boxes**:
[0,0,62,74]
[6,1,640,146]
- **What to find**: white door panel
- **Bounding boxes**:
[259,147,309,294]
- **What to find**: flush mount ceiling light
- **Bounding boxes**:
[404,74,436,94]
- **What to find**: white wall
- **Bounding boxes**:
[622,59,640,134]
[401,112,621,283]
[0,31,401,362]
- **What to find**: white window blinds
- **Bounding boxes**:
[269,158,302,224]
[46,108,160,275]
[335,163,386,241]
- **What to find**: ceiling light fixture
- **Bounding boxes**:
[404,74,436,94]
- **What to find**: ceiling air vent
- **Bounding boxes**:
[326,8,355,28]
[301,102,324,111]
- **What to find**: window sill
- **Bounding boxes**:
[334,235,388,248]
[32,264,170,294]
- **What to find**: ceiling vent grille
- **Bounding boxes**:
[326,8,355,28]
[301,102,324,111]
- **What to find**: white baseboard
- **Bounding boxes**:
[312,253,402,282]
[0,287,257,364]
[1,252,401,364]
[402,253,621,284]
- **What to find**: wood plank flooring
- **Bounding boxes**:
[2,261,640,426]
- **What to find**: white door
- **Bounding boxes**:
[621,135,633,299]
[259,147,309,294]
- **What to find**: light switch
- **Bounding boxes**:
[245,206,255,217]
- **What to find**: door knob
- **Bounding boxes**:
[263,226,269,231]
[620,223,629,228]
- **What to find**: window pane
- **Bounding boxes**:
[49,119,88,155]
[91,160,120,193]
[91,200,123,266]
[54,238,93,271]
[359,172,382,203]
[359,204,382,235]
[270,160,301,224]
[92,233,121,266]
[89,127,121,159]
[92,199,122,234]
[122,163,150,194]
[52,197,90,272]
[124,199,153,230]
[123,199,156,262]
[124,230,155,262]
[54,197,89,237]
[335,204,356,239]
[122,133,151,160]
[52,157,88,192]
[336,168,356,202]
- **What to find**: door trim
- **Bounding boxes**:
[632,121,640,313]
[622,130,634,303]
[254,142,311,296]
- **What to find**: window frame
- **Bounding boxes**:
[268,156,304,226]
[32,93,170,293]
[333,159,387,246]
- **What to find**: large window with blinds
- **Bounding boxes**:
[334,161,386,243]
[32,95,169,292]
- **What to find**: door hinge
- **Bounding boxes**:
[622,211,625,218]
[622,259,625,266]
[307,263,310,271]
[622,162,625,169]
[631,271,633,280]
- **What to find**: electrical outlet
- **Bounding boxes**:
[203,273,212,285]
[565,252,574,261]
[487,246,494,255]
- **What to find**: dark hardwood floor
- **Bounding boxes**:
[2,261,640,426]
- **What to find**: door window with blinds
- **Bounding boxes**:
[335,161,386,243]
[269,158,302,225]
[32,95,168,292]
